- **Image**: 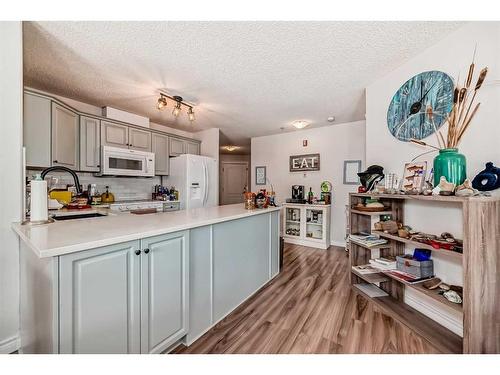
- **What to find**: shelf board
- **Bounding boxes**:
[349,238,390,250]
[350,209,393,216]
[350,192,469,203]
[372,230,463,258]
[352,286,463,353]
[351,268,389,284]
[285,220,301,224]
[411,280,463,313]
[306,222,323,226]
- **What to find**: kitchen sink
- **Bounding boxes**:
[52,212,108,221]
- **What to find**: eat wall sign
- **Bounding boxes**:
[289,153,320,172]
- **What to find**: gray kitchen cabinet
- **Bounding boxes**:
[140,231,189,354]
[101,121,129,149]
[79,116,101,172]
[129,127,151,152]
[59,241,141,354]
[185,140,200,155]
[152,133,169,175]
[51,103,79,169]
[23,92,51,168]
[169,137,185,156]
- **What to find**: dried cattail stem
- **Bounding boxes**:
[410,138,441,150]
[475,67,488,90]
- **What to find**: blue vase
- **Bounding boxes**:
[433,148,466,187]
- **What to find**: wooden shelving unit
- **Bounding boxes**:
[349,192,500,354]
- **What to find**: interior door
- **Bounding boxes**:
[187,156,205,209]
[140,231,189,354]
[221,162,248,205]
[129,128,151,152]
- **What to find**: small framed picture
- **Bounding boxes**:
[343,160,362,185]
[255,166,266,185]
[401,161,427,192]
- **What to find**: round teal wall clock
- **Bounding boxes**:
[387,71,454,141]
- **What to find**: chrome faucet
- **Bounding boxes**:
[40,166,82,195]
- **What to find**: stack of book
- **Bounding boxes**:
[369,256,397,270]
[352,264,381,274]
[349,233,388,248]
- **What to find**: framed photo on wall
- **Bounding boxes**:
[343,160,362,185]
[255,166,266,185]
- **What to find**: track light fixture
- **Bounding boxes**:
[156,91,196,122]
[157,94,168,110]
[172,96,182,117]
[187,107,195,122]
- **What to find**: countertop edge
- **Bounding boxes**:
[12,206,282,258]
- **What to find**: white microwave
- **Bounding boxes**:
[99,146,155,177]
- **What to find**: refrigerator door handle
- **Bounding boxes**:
[203,161,209,206]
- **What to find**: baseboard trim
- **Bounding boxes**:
[0,334,20,354]
[330,240,346,248]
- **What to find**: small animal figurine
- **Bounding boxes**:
[472,162,500,191]
[437,176,455,196]
[455,179,478,197]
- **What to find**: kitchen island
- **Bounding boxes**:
[12,204,281,354]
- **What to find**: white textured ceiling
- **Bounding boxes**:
[23,21,463,147]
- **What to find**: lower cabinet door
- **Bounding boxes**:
[140,231,189,354]
[59,241,141,354]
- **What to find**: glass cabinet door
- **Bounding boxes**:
[285,207,301,237]
[305,209,324,240]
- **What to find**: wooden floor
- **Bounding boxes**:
[172,244,441,354]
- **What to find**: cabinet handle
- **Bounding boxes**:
[135,250,141,256]
[144,248,150,254]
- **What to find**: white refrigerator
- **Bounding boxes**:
[168,154,219,210]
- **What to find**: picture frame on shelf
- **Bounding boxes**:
[343,160,362,185]
[255,166,266,185]
[400,161,427,193]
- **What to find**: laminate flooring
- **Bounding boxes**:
[172,244,441,354]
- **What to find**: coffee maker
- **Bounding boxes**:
[287,185,305,203]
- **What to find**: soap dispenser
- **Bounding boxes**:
[101,186,115,204]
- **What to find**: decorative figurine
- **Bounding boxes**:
[436,176,455,196]
[472,162,500,191]
[455,179,478,197]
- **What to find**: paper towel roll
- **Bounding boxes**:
[30,178,48,222]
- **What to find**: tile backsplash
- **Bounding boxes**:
[27,169,161,201]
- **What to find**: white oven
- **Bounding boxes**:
[99,146,155,177]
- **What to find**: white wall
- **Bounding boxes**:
[194,128,220,160]
[251,121,366,245]
[365,22,500,336]
[0,21,23,353]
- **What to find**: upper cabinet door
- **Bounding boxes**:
[101,121,129,149]
[129,128,151,152]
[140,231,189,354]
[169,137,185,156]
[59,241,141,354]
[152,133,169,175]
[51,103,79,169]
[185,141,200,155]
[80,116,101,172]
[24,93,51,168]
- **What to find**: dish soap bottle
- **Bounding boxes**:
[101,186,115,204]
[307,187,313,204]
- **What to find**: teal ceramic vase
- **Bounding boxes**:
[433,148,466,187]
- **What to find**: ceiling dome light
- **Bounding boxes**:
[292,120,310,129]
[224,145,239,152]
[157,94,168,110]
[172,96,182,117]
[187,107,195,122]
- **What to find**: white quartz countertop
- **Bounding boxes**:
[12,204,282,258]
